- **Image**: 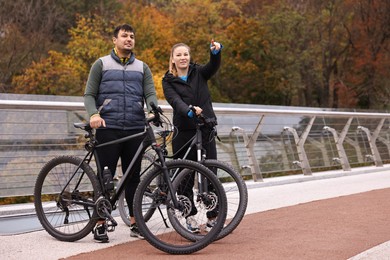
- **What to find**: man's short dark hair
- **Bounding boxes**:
[114,24,135,38]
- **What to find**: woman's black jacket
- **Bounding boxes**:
[162,51,221,131]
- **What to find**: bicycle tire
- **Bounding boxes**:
[203,159,248,240]
[34,155,101,242]
[133,159,227,254]
[167,159,248,242]
[118,152,155,226]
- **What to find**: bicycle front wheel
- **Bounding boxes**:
[34,156,100,242]
[133,159,227,254]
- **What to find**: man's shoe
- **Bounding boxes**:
[186,216,200,233]
[205,218,216,232]
[130,224,145,239]
[94,223,109,243]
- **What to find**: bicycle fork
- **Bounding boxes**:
[153,144,184,213]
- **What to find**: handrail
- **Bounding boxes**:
[1,99,390,118]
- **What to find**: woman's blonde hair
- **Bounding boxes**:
[169,43,190,77]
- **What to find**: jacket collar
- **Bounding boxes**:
[110,49,135,65]
[163,63,195,81]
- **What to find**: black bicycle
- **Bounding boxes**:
[118,106,248,240]
[33,103,227,254]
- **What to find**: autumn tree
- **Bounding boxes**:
[218,17,270,104]
[0,0,65,92]
[308,0,355,108]
[12,51,86,95]
[12,4,176,99]
[12,15,113,95]
[0,0,119,93]
[119,2,179,98]
[162,0,259,103]
[254,0,357,108]
[344,0,390,109]
[258,2,311,106]
[6,0,390,110]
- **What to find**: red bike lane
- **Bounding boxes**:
[64,188,390,260]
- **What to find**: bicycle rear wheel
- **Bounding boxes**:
[166,159,248,242]
[34,156,100,242]
[133,159,227,254]
[203,159,248,240]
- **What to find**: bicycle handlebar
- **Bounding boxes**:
[189,105,217,128]
[147,102,164,127]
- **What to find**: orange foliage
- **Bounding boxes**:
[8,0,390,109]
[12,51,87,95]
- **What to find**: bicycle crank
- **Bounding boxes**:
[95,197,118,231]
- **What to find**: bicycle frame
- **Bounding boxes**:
[162,112,216,163]
[157,115,216,192]
[69,113,180,217]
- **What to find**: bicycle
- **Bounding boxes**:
[118,106,248,240]
[33,103,228,254]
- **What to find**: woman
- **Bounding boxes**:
[162,40,222,233]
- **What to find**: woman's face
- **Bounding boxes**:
[172,46,190,70]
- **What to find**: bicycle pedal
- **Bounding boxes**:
[107,225,116,232]
[106,218,118,228]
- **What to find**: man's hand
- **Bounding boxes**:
[89,114,106,129]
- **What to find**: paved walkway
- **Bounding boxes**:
[2,165,390,259]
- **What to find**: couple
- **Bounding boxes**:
[84,24,223,243]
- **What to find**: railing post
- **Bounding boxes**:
[323,117,352,171]
[231,115,265,182]
[283,116,315,175]
[357,118,385,167]
[378,135,390,158]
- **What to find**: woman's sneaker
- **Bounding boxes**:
[205,218,216,232]
[186,216,200,233]
[93,223,109,243]
[130,224,145,239]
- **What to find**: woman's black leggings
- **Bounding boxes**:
[172,128,218,218]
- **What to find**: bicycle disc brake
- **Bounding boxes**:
[196,192,218,211]
[169,195,192,219]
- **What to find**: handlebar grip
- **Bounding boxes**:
[189,105,205,120]
[189,105,195,113]
[150,102,163,114]
[148,102,163,127]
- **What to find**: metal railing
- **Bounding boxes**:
[219,107,390,181]
[1,96,390,197]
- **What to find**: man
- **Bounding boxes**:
[84,24,158,243]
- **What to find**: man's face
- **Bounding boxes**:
[113,29,135,53]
